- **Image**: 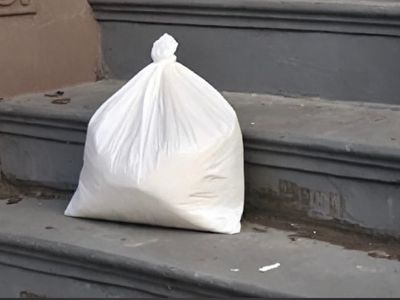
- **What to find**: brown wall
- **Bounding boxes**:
[0,0,100,97]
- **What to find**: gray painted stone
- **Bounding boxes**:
[1,81,400,236]
[0,198,400,298]
[0,135,83,190]
[89,0,400,36]
[0,81,123,189]
[246,164,400,236]
[228,91,400,237]
[90,0,400,104]
[0,264,152,298]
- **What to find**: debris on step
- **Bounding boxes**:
[259,263,280,272]
[252,224,268,233]
[368,250,391,259]
[44,90,70,105]
[356,265,378,273]
[20,290,47,298]
[1,176,71,203]
[45,90,64,97]
[0,182,23,205]
[51,98,71,105]
[230,268,240,272]
[6,195,23,205]
[33,190,57,200]
[244,213,400,261]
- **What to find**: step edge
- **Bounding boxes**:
[0,232,294,298]
[3,103,400,162]
[89,0,400,19]
[245,135,400,166]
[89,0,400,37]
[1,111,400,180]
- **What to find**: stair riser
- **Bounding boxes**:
[246,163,400,238]
[2,130,399,238]
[92,1,400,105]
[0,134,83,190]
[1,80,399,237]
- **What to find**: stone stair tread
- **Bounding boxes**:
[0,80,125,124]
[0,197,399,297]
[225,92,400,161]
[1,80,399,162]
[1,80,399,236]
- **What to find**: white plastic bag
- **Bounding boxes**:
[65,34,244,234]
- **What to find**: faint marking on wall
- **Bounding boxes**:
[0,0,36,17]
[279,179,344,220]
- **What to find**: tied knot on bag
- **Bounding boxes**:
[151,33,178,63]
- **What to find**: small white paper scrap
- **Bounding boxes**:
[230,268,240,272]
[259,263,280,272]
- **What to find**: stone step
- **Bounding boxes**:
[0,197,399,297]
[0,80,400,237]
[89,0,400,105]
[227,92,400,238]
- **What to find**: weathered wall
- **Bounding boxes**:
[0,0,100,97]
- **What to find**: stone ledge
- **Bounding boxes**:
[225,92,400,183]
[0,235,280,298]
[1,81,400,236]
[0,198,399,297]
[89,0,400,36]
[1,81,399,184]
[0,81,123,144]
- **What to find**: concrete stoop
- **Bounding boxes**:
[0,80,399,238]
[0,198,400,298]
[1,0,400,296]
